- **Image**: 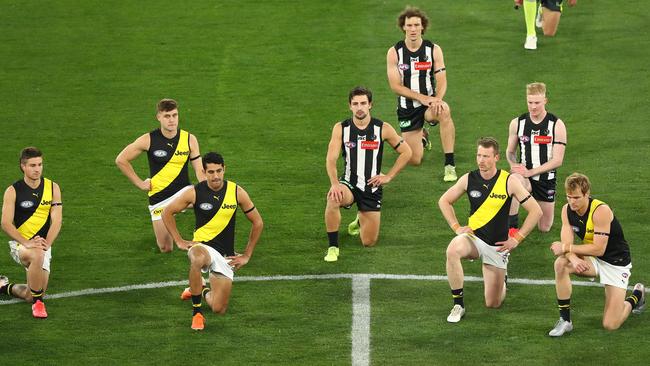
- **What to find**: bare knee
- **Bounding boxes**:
[159,246,172,253]
[210,303,228,315]
[485,299,503,309]
[538,224,552,233]
[446,240,465,261]
[602,319,622,331]
[361,239,377,247]
[409,156,423,166]
[553,255,570,274]
[543,30,557,37]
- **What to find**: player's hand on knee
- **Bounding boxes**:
[327,184,345,203]
[227,254,248,270]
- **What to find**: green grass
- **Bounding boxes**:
[1,0,649,364]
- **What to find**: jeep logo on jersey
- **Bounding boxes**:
[398,63,409,71]
[174,150,189,156]
[414,61,432,71]
[361,140,379,150]
[345,141,356,149]
[489,192,507,199]
[221,203,237,210]
[199,203,213,211]
[153,150,168,158]
[469,190,482,198]
[534,135,552,144]
[20,200,34,209]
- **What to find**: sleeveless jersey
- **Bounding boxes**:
[12,178,53,240]
[394,39,436,109]
[147,128,191,205]
[467,170,512,245]
[516,112,560,181]
[341,118,384,193]
[192,180,238,256]
[567,198,631,266]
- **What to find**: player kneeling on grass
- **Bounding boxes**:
[1,147,62,319]
[162,152,263,331]
[547,173,645,337]
[438,137,542,323]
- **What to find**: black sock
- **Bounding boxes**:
[0,283,14,296]
[558,298,571,322]
[191,294,202,315]
[625,289,643,309]
[202,287,211,299]
[451,288,464,307]
[327,231,339,248]
[30,288,44,304]
[509,214,519,229]
[444,153,455,166]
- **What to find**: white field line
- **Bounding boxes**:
[351,275,371,366]
[0,273,635,305]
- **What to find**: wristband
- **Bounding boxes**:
[513,232,526,244]
[451,223,461,232]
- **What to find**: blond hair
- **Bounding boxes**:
[526,82,547,96]
[565,172,591,195]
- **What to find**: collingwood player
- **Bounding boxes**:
[323,86,411,262]
[506,82,567,235]
[1,147,62,318]
[439,137,541,323]
[548,173,644,336]
[115,98,205,252]
[162,152,263,331]
[386,6,457,182]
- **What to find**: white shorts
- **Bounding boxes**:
[148,185,192,221]
[462,233,509,270]
[9,240,52,272]
[189,244,234,280]
[589,256,631,289]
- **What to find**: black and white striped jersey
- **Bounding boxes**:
[516,112,560,181]
[394,39,436,109]
[340,118,384,193]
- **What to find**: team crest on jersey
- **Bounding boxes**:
[519,136,530,143]
[469,190,482,198]
[398,63,410,71]
[153,150,168,158]
[20,200,35,209]
[345,141,356,149]
[199,203,213,211]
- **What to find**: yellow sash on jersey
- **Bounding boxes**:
[149,129,190,197]
[583,199,605,244]
[17,178,52,240]
[469,170,510,231]
[193,182,238,242]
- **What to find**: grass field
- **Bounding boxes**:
[1,1,649,365]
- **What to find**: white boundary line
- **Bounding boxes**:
[351,275,371,366]
[0,273,614,305]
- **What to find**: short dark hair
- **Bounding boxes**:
[202,152,224,169]
[348,86,373,104]
[477,137,500,155]
[157,98,178,113]
[20,146,43,165]
[397,6,429,34]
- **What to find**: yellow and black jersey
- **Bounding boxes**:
[12,178,54,240]
[192,180,238,256]
[567,198,631,266]
[467,169,512,245]
[147,128,191,205]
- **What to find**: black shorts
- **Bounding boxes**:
[397,105,438,132]
[541,0,563,12]
[529,178,556,202]
[340,180,382,212]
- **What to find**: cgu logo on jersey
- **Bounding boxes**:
[361,140,379,150]
[571,225,580,233]
[489,192,507,200]
[534,135,553,144]
[221,203,237,210]
[469,190,482,198]
[174,150,190,156]
[20,200,35,209]
[414,61,432,71]
[199,203,213,211]
[153,150,168,158]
